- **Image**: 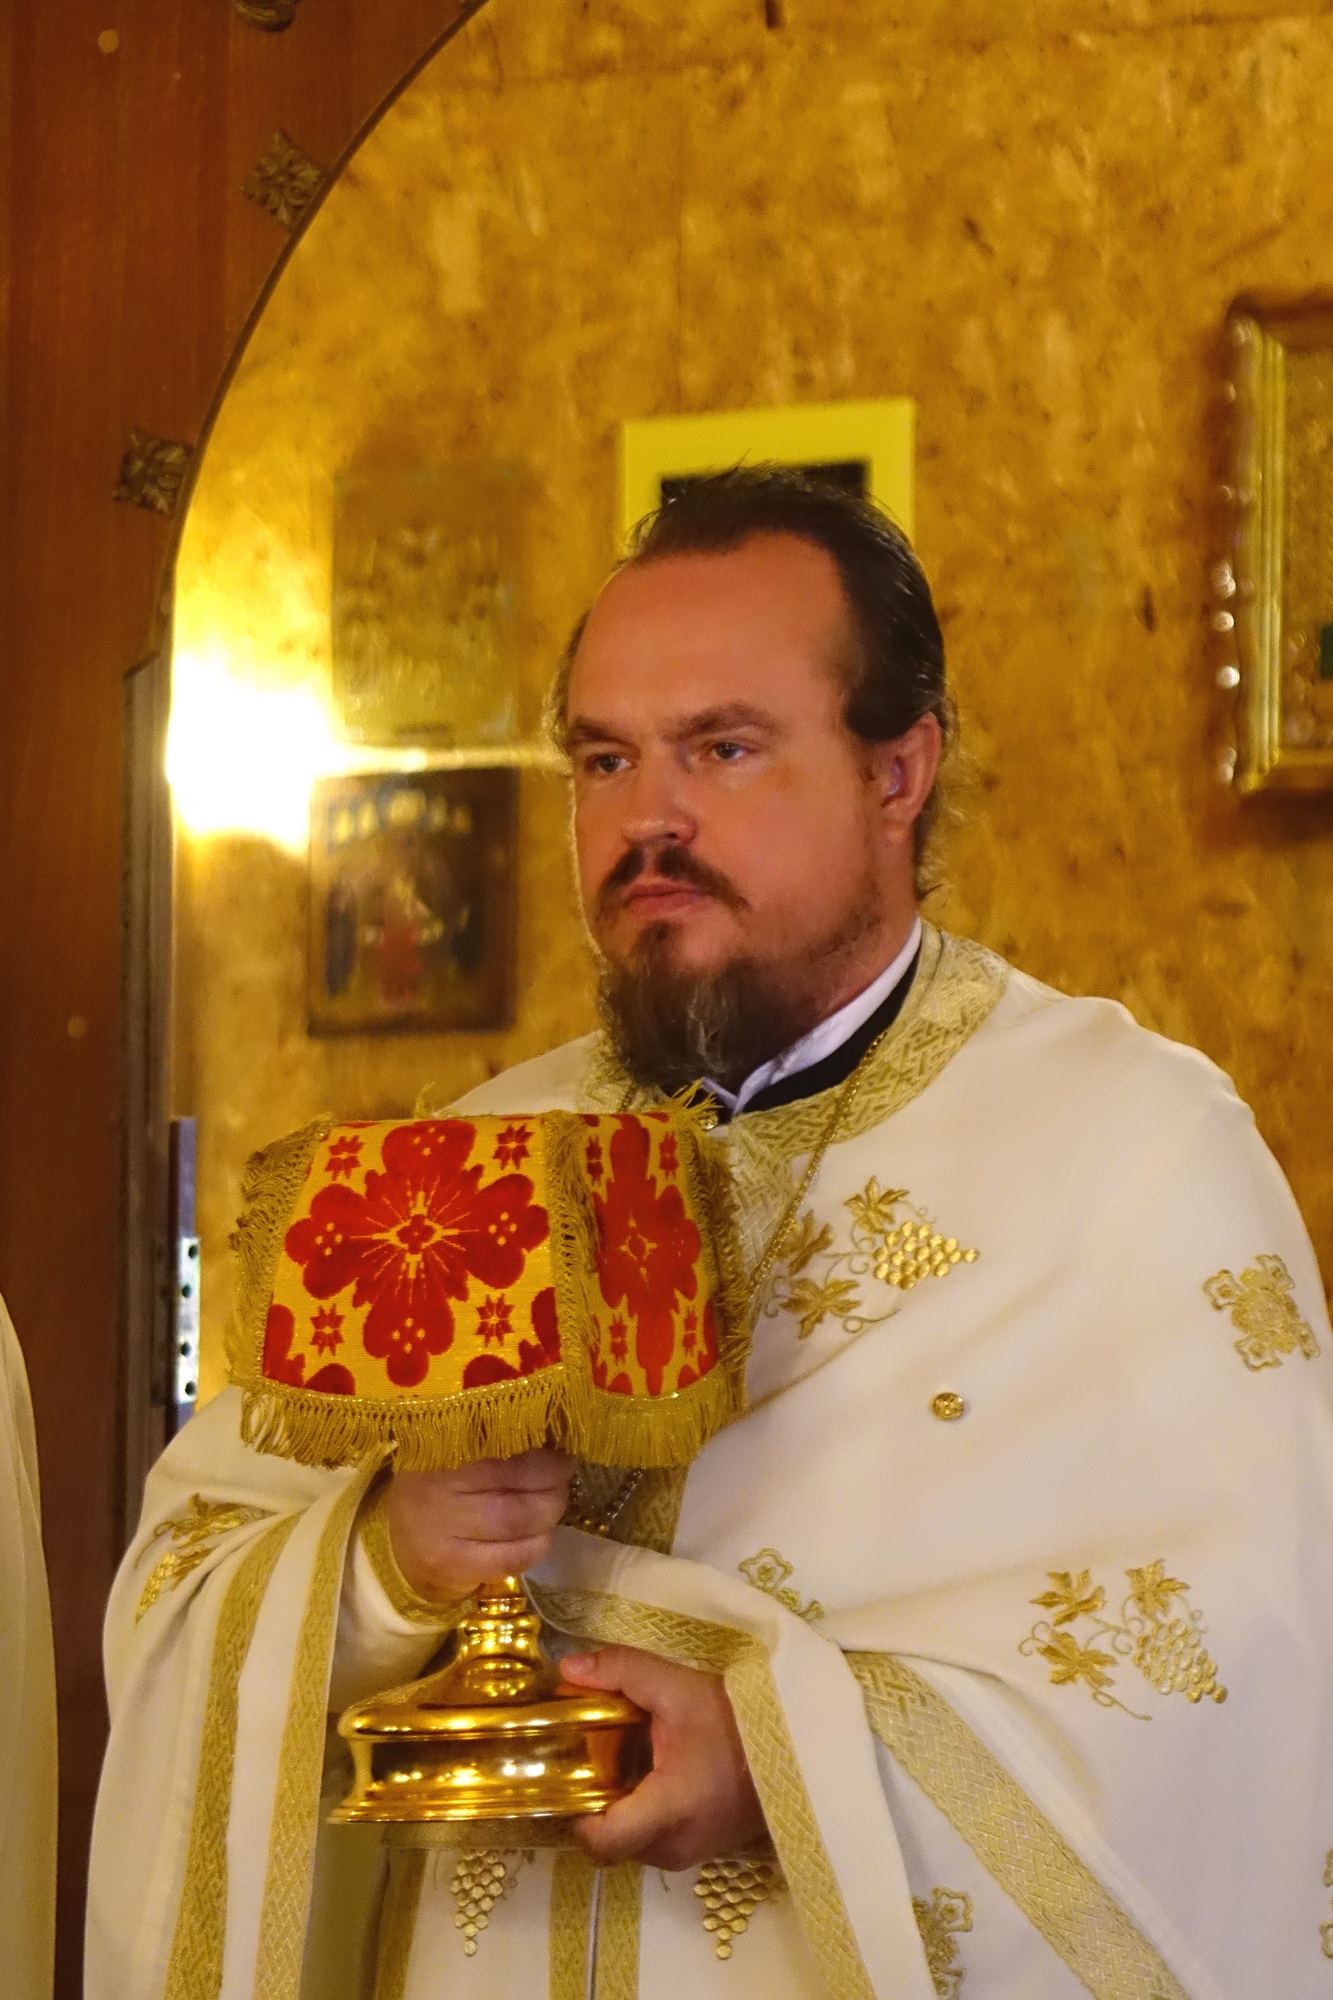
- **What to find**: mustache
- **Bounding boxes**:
[595,843,749,922]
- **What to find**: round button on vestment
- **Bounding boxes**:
[931,1391,966,1422]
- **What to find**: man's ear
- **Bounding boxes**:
[865,715,942,843]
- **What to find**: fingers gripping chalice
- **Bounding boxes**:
[227,1106,744,1846]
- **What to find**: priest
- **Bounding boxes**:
[89,468,1333,2000]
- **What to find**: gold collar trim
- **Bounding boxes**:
[581,925,1009,1155]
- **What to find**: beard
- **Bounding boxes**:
[595,848,880,1098]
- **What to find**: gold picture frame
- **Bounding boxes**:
[1223,302,1333,792]
[619,398,914,545]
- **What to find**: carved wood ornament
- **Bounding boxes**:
[242,130,326,228]
[114,431,193,517]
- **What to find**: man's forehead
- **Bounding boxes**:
[569,535,851,714]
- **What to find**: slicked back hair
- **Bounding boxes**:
[549,462,955,891]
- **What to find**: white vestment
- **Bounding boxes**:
[0,1294,58,2000]
[87,928,1333,2000]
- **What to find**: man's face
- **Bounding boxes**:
[566,532,897,1007]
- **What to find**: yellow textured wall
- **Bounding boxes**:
[176,0,1333,1395]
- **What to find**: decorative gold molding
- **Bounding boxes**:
[1221,300,1333,793]
[243,131,326,230]
[114,429,193,516]
[234,0,304,28]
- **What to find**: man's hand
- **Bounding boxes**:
[560,1645,765,1870]
[384,1451,574,1602]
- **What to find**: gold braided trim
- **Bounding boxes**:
[531,1584,749,1675]
[162,1512,301,2000]
[551,1850,597,2000]
[582,927,1008,1159]
[359,1481,472,1629]
[609,1463,689,1555]
[848,1653,1190,2000]
[532,1586,874,2000]
[371,1849,426,2000]
[726,1644,877,2000]
[254,1461,386,2000]
[594,1863,642,2000]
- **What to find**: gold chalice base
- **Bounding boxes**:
[332,1577,650,1846]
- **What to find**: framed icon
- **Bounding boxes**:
[308,767,516,1035]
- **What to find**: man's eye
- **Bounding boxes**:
[709,740,747,763]
[584,752,627,777]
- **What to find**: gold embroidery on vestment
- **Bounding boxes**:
[550,1850,597,2000]
[913,1888,972,1998]
[1019,1562,1227,1718]
[372,1849,425,2000]
[1203,1254,1319,1370]
[1320,1849,1333,1959]
[765,1180,978,1343]
[255,1461,386,2000]
[584,926,1008,1155]
[136,1493,274,1620]
[738,1548,824,1623]
[532,1584,877,2000]
[594,1862,642,2000]
[850,1652,1192,1999]
[360,1481,472,1628]
[449,1850,531,1955]
[694,1849,786,1958]
[161,1512,300,2000]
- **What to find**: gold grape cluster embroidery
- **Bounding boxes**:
[738,1548,824,1623]
[1203,1255,1319,1371]
[449,1849,531,1955]
[913,1888,972,1998]
[766,1179,978,1342]
[135,1493,274,1620]
[694,1849,786,1958]
[1019,1562,1228,1719]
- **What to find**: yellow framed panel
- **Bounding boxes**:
[1223,304,1333,792]
[619,397,915,547]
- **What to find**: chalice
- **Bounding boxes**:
[228,1103,743,1843]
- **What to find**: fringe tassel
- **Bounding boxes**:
[239,1365,572,1473]
[238,1349,741,1473]
[226,1116,332,1384]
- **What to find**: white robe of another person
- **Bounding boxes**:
[1,1294,58,2000]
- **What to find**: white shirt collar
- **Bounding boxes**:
[705,916,922,1117]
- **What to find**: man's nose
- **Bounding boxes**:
[619,756,696,850]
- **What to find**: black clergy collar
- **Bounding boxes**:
[692,941,921,1128]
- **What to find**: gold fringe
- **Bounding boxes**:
[238,1362,572,1473]
[371,1849,426,2000]
[226,1117,332,1384]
